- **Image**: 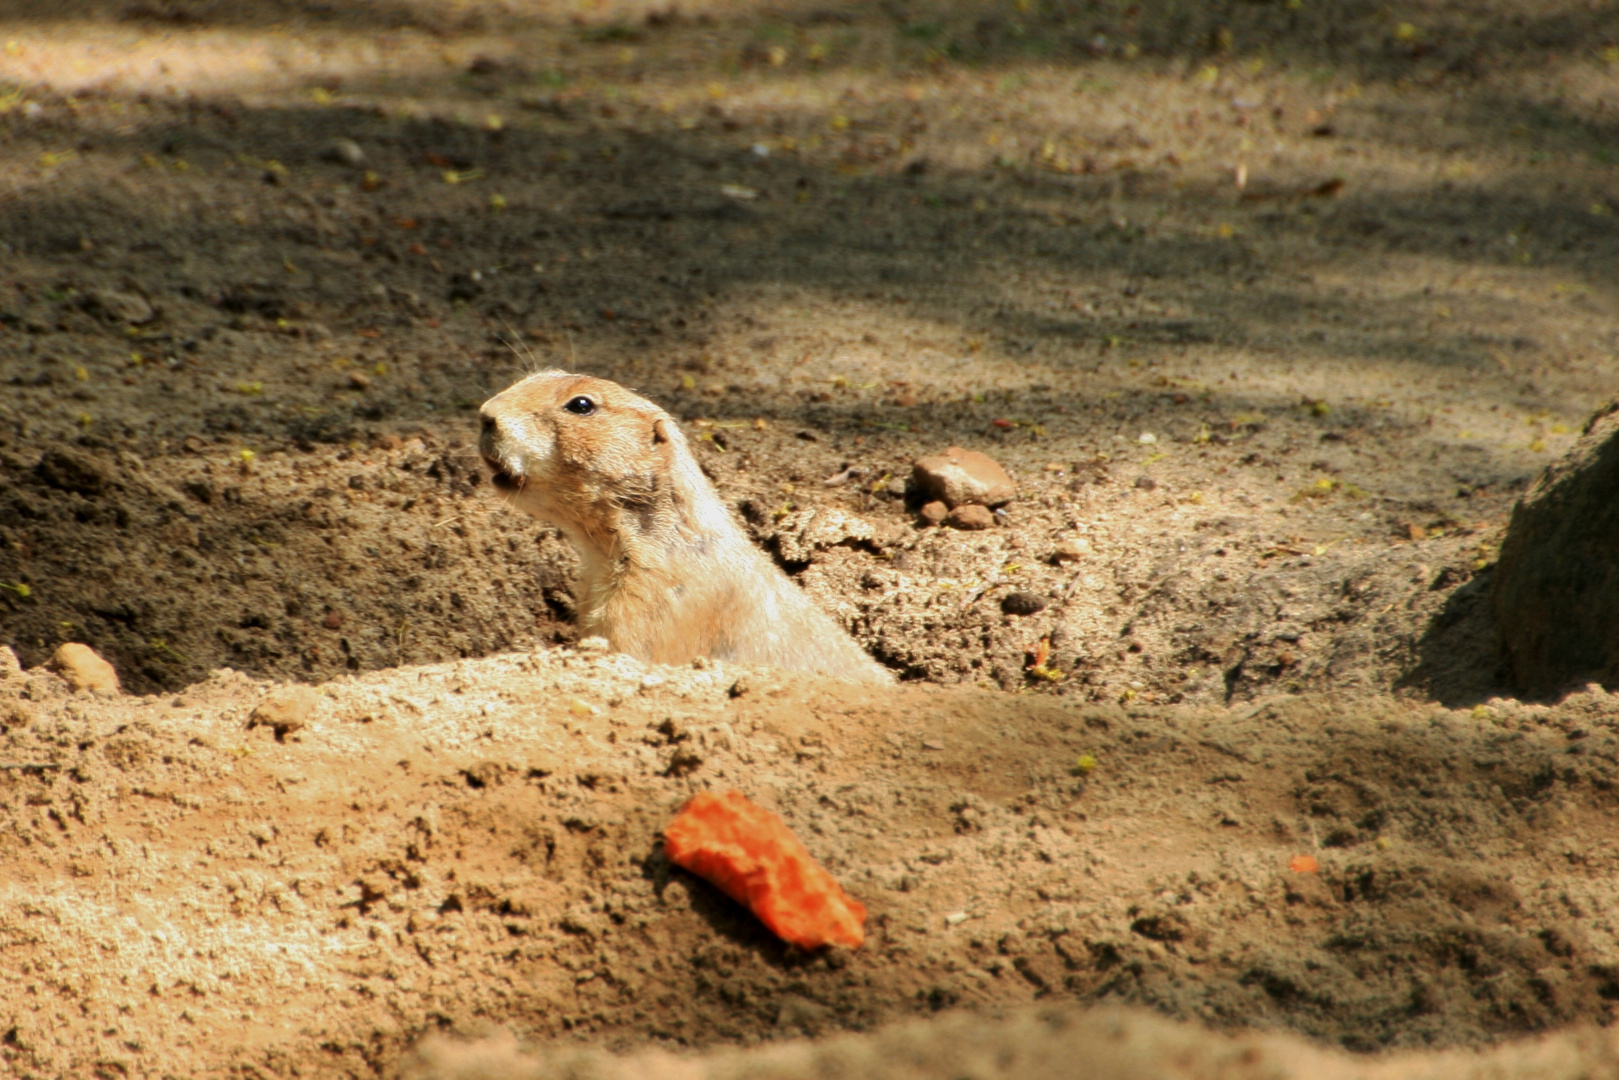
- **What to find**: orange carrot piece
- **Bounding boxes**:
[1289,853,1319,874]
[663,790,866,950]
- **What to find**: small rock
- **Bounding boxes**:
[321,138,366,167]
[1052,537,1092,562]
[0,645,22,680]
[945,504,995,530]
[37,446,111,496]
[912,446,1016,508]
[248,685,321,741]
[47,643,121,697]
[921,739,946,751]
[82,288,155,326]
[728,676,752,698]
[347,371,371,391]
[576,636,610,652]
[884,479,907,498]
[918,500,949,526]
[1001,591,1049,616]
[322,610,344,629]
[1134,475,1157,491]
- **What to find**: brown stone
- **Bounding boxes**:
[1000,591,1049,616]
[1492,400,1619,696]
[47,643,122,697]
[249,685,322,741]
[1052,538,1092,562]
[911,447,1016,508]
[918,500,949,526]
[945,504,995,530]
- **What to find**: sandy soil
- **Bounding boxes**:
[7,647,1619,1079]
[1,0,1619,1076]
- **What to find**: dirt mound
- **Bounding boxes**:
[4,645,1619,1077]
[0,436,577,692]
[404,1006,1619,1080]
[1492,401,1619,698]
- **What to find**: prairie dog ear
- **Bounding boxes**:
[652,418,671,445]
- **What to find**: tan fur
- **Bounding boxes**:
[479,371,890,683]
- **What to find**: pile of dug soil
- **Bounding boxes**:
[5,645,1619,1077]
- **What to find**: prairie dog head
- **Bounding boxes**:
[479,371,699,543]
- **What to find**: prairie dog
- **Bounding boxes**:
[479,371,889,683]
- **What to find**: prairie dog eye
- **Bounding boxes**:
[563,395,597,416]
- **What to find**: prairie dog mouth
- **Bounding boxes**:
[482,454,523,491]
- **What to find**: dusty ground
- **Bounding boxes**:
[2,0,1619,1077]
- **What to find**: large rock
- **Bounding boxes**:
[911,447,1015,508]
[1492,400,1619,697]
